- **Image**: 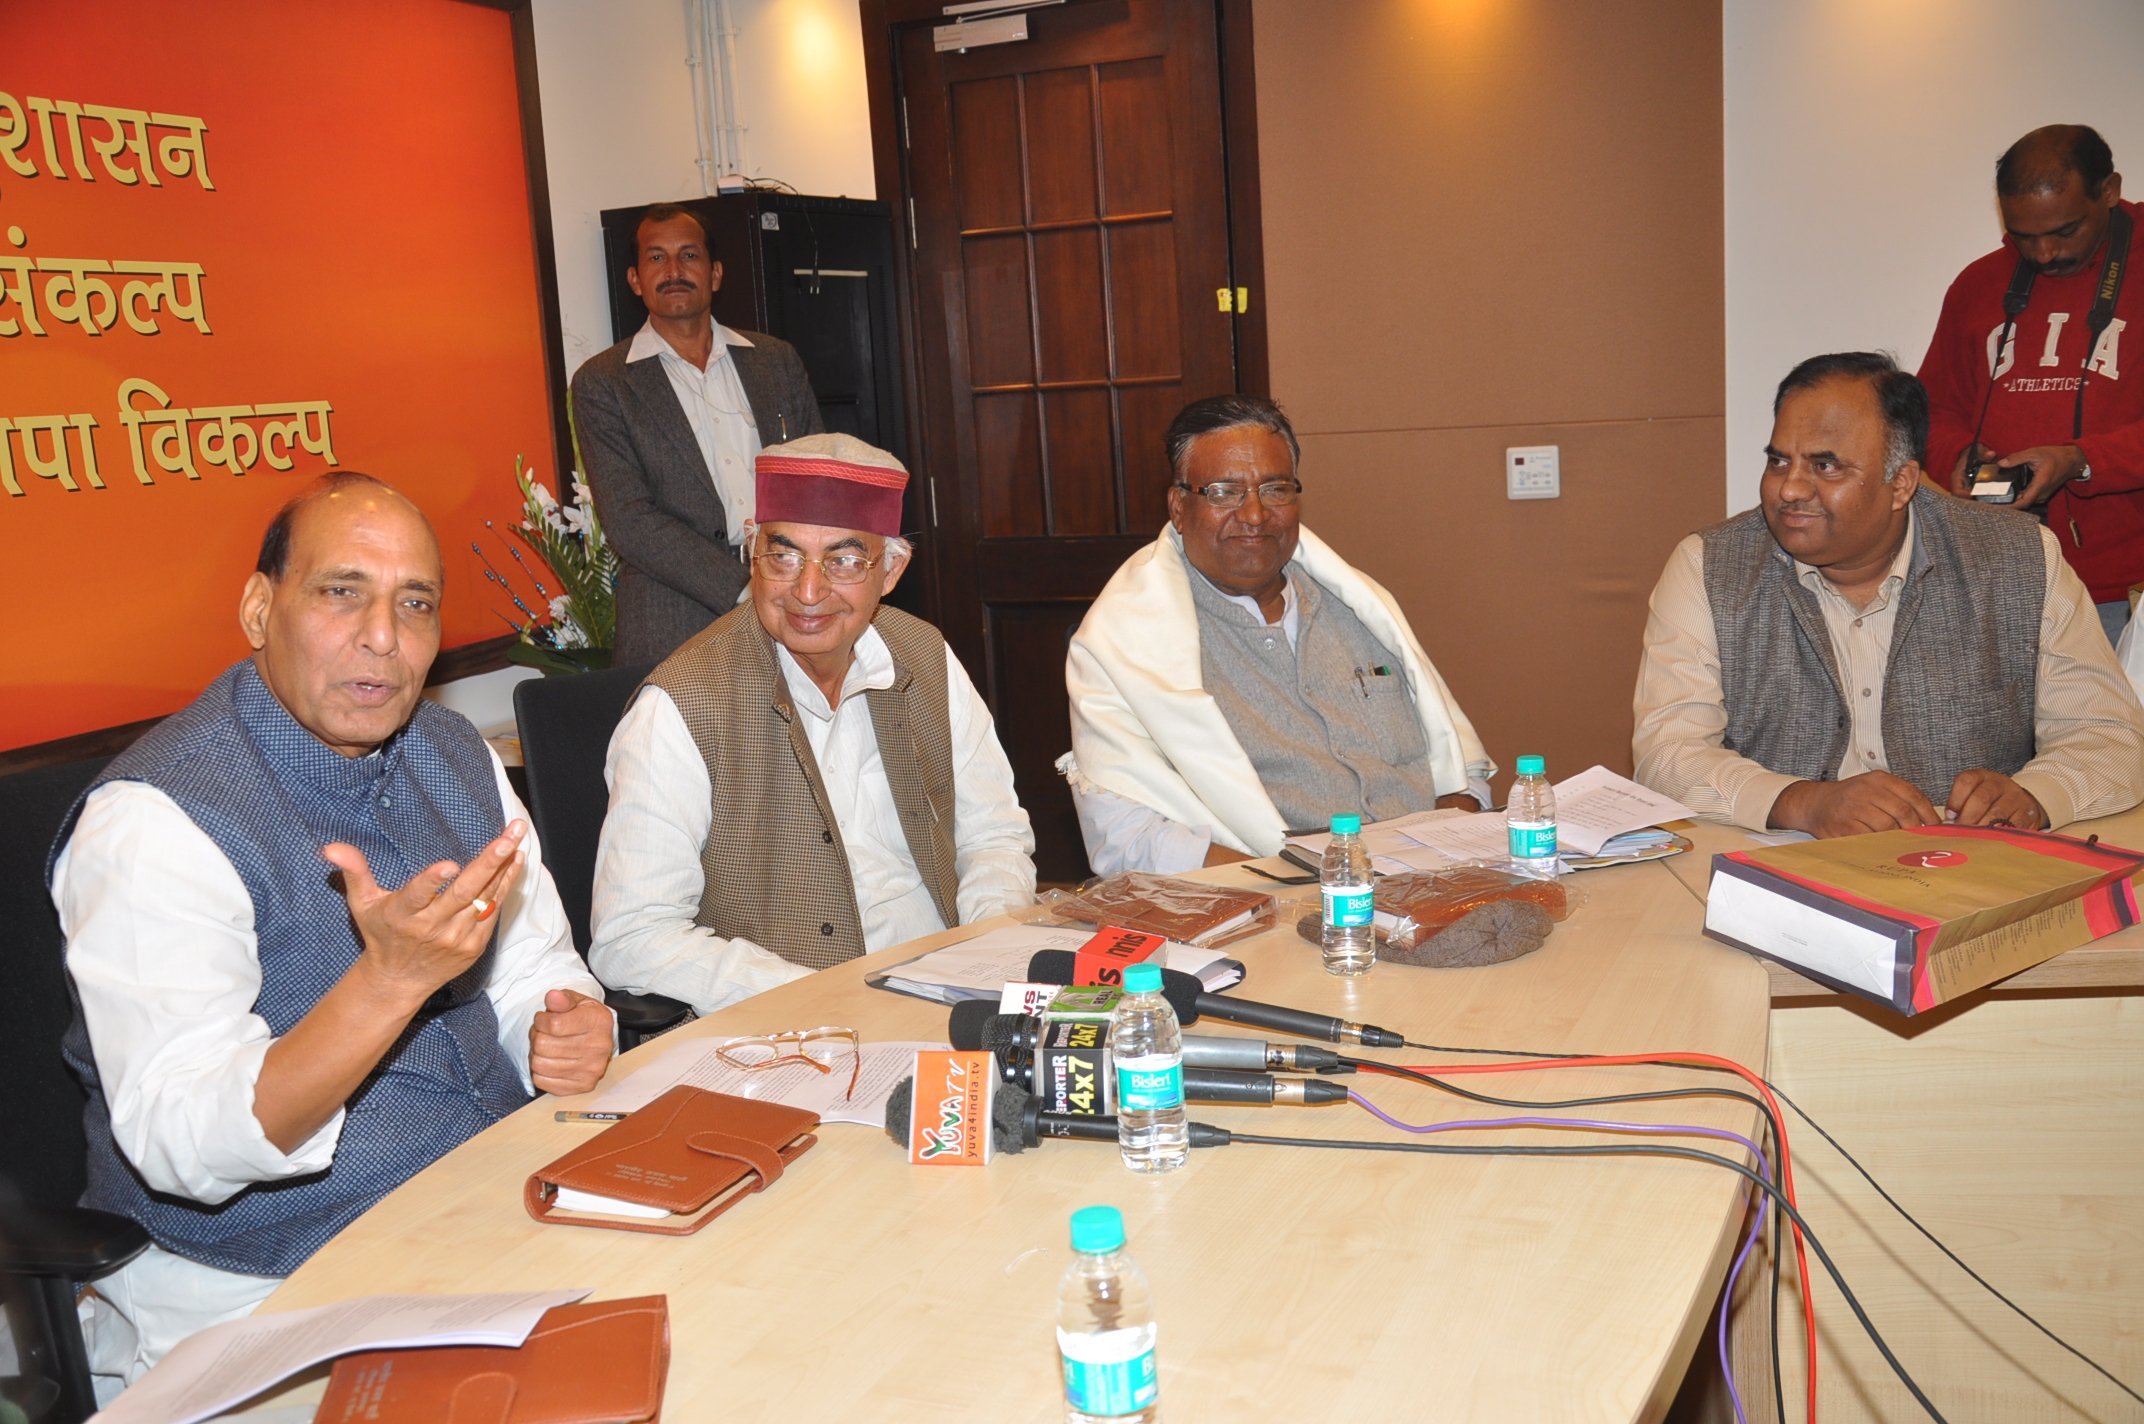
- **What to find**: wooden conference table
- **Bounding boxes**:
[244,849,1773,1423]
[1677,805,2144,1424]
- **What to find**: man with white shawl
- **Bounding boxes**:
[1061,395,1493,874]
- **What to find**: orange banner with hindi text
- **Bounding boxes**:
[1,0,559,750]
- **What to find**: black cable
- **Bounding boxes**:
[1222,1132,1949,1424]
[1347,1055,1797,1414]
[1765,1079,2144,1411]
[1770,1170,1786,1424]
[1395,1037,2144,1409]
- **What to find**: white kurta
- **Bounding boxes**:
[588,627,1037,1015]
[1063,525,1493,868]
[52,751,604,1387]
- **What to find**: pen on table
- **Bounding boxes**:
[554,1110,630,1123]
[1354,667,1368,698]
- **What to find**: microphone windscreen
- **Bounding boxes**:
[1023,949,1202,1025]
[991,1081,1033,1155]
[978,1016,1025,1058]
[947,998,995,1050]
[883,1074,914,1144]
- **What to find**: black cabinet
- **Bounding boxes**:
[598,192,908,469]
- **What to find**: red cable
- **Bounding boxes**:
[1367,1052,1817,1424]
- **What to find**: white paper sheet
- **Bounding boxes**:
[1542,766,1695,856]
[93,1288,590,1424]
[584,1037,944,1126]
[1287,767,1694,866]
[866,923,1241,1005]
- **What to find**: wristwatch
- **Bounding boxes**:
[2076,461,2093,483]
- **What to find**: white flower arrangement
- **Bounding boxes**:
[474,453,619,674]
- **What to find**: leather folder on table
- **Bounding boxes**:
[315,1294,669,1423]
[525,1085,818,1235]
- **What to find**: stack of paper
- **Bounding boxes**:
[866,923,1244,1005]
[1285,766,1694,873]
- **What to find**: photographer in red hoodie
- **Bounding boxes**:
[1918,124,2142,645]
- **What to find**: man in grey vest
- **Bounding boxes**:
[572,202,826,665]
[1634,352,2144,838]
[51,473,614,1385]
[589,434,1036,1014]
[1062,395,1494,874]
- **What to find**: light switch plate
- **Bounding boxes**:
[1506,445,1560,500]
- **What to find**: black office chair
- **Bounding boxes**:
[0,757,150,1424]
[513,663,692,1049]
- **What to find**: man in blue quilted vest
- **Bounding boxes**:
[50,472,615,1386]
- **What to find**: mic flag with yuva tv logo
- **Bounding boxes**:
[906,1050,997,1167]
[1703,825,2143,1015]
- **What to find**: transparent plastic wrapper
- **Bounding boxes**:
[1035,872,1280,948]
[1293,864,1581,967]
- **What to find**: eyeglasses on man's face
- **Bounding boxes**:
[1172,478,1303,511]
[716,1026,862,1100]
[751,546,883,585]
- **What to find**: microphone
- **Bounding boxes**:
[1181,1068,1349,1107]
[883,1077,1231,1154]
[1025,950,1405,1049]
[949,1005,1345,1072]
[947,1009,1344,1105]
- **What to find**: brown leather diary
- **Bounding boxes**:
[524,1085,819,1235]
[314,1294,669,1424]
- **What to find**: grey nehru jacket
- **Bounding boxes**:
[1700,485,2043,809]
[1190,566,1445,831]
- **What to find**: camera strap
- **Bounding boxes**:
[2072,204,2131,438]
[1967,258,2039,458]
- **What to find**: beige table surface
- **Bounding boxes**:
[1660,806,2144,1424]
[240,855,1772,1423]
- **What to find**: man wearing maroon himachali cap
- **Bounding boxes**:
[587,434,1037,1012]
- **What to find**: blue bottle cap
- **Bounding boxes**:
[1070,1204,1126,1254]
[1330,813,1363,834]
[1122,962,1163,994]
[1516,755,1546,776]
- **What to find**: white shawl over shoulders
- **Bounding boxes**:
[1062,526,1489,856]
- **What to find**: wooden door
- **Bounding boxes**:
[877,0,1247,880]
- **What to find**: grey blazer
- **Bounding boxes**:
[570,328,825,664]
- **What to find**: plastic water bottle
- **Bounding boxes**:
[1506,755,1560,880]
[1109,963,1188,1174]
[1320,812,1376,975]
[1057,1205,1160,1423]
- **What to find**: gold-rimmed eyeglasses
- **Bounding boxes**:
[1172,478,1302,510]
[716,1026,862,1100]
[751,548,882,584]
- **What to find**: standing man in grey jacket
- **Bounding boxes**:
[571,202,825,664]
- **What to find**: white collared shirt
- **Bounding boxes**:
[626,317,761,546]
[590,629,1038,1014]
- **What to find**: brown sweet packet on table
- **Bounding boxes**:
[1293,866,1572,967]
[1043,871,1279,947]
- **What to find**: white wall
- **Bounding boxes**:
[531,0,874,392]
[532,0,704,389]
[728,0,877,201]
[1724,0,2144,514]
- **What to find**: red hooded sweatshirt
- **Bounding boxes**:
[1918,198,2144,604]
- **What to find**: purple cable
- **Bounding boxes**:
[1347,1092,1772,1424]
